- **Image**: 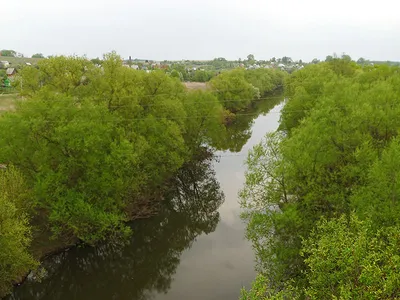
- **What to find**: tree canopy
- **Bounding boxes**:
[240,59,400,299]
[0,52,285,297]
[31,53,44,58]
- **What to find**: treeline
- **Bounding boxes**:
[167,64,216,82]
[0,53,284,297]
[240,59,400,298]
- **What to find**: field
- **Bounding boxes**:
[0,56,43,66]
[0,93,18,112]
[184,82,209,90]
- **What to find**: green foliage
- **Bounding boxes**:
[0,98,135,242]
[189,69,215,82]
[0,49,16,57]
[0,167,37,297]
[210,69,260,112]
[0,53,227,245]
[247,54,256,65]
[182,90,224,154]
[241,60,400,298]
[244,69,285,96]
[240,274,299,300]
[168,63,188,81]
[302,215,400,299]
[31,53,44,59]
[90,57,103,65]
[351,137,400,228]
[210,57,232,70]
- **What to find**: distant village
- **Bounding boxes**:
[120,56,305,73]
[1,50,395,89]
[0,54,305,89]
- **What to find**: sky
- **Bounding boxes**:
[3,0,400,62]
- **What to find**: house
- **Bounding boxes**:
[6,68,16,77]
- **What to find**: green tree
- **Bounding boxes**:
[209,69,259,112]
[281,56,292,64]
[241,62,400,297]
[357,57,366,65]
[341,53,352,61]
[0,167,37,297]
[190,70,214,82]
[244,69,285,96]
[247,54,256,65]
[182,90,224,154]
[90,57,103,65]
[302,215,400,299]
[1,53,218,244]
[0,49,16,57]
[31,53,44,58]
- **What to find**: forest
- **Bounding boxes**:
[240,58,400,299]
[0,52,284,297]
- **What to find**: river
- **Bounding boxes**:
[7,97,284,300]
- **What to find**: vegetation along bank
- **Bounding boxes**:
[0,52,284,297]
[240,57,400,299]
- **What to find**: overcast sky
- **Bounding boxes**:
[3,0,399,61]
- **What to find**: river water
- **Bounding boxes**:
[7,98,283,300]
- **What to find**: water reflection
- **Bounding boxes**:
[213,94,283,152]
[8,157,224,300]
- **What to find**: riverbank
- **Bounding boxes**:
[6,97,284,300]
[0,56,286,298]
[2,148,215,299]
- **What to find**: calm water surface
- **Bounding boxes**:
[8,99,283,300]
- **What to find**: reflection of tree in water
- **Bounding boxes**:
[8,157,224,300]
[213,95,283,152]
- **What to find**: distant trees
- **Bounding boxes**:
[190,69,214,82]
[281,56,292,64]
[31,53,44,58]
[311,58,320,64]
[0,49,16,57]
[210,57,229,70]
[357,57,366,65]
[209,68,285,112]
[168,63,188,80]
[90,57,103,65]
[210,69,259,112]
[247,54,256,65]
[341,53,352,61]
